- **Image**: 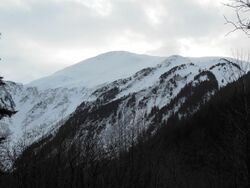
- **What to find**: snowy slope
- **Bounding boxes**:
[28,51,165,90]
[0,51,165,152]
[35,55,246,160]
[0,51,247,164]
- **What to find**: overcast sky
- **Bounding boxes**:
[0,0,249,83]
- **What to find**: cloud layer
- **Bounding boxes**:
[0,0,249,83]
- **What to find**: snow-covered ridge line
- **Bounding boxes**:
[27,51,165,90]
[0,51,247,166]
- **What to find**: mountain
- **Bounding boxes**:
[1,53,250,188]
[31,55,245,159]
[0,52,164,152]
[28,51,165,90]
[0,51,247,169]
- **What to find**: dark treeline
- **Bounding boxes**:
[1,72,250,188]
[0,77,16,119]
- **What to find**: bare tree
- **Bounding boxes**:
[224,0,250,35]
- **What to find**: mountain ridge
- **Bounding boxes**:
[0,51,248,169]
[27,51,165,90]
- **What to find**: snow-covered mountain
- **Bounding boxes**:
[50,55,245,155]
[29,51,165,90]
[0,51,247,164]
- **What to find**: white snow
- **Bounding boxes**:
[28,51,165,90]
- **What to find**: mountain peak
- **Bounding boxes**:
[28,51,165,90]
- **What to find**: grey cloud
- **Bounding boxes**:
[0,0,248,83]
